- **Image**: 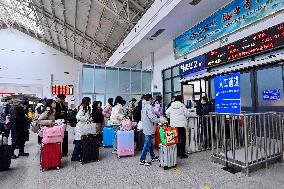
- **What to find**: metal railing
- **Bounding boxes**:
[186,115,212,153]
[210,112,283,175]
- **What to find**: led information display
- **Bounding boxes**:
[206,22,284,68]
[263,89,280,101]
[215,72,241,114]
[179,55,206,78]
[174,0,284,58]
[52,85,74,95]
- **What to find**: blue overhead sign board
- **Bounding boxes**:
[263,89,280,101]
[174,0,284,58]
[215,72,241,114]
[179,55,206,78]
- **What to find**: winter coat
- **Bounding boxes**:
[10,105,29,144]
[165,101,190,128]
[67,109,78,127]
[110,104,124,124]
[35,103,44,119]
[127,102,136,118]
[92,107,104,123]
[55,100,67,121]
[133,100,142,122]
[74,106,95,140]
[141,100,160,135]
[102,103,112,119]
[38,110,56,126]
[153,102,163,118]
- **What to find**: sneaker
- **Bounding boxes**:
[11,154,18,159]
[18,152,29,157]
[151,156,159,162]
[180,154,188,159]
[139,160,151,166]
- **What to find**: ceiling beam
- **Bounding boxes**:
[32,4,113,53]
[73,0,78,58]
[92,0,134,27]
[129,0,145,12]
[58,0,69,54]
[79,0,93,62]
[50,0,64,51]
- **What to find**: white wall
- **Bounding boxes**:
[0,28,80,107]
[150,11,284,94]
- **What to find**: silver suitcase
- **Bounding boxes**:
[159,144,177,170]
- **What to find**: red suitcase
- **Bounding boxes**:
[41,143,61,172]
[154,125,161,148]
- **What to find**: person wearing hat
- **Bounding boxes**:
[126,98,137,120]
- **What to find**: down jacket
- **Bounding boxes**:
[109,104,124,124]
[141,100,161,135]
[165,101,190,128]
[74,106,95,140]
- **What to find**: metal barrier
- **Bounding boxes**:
[186,115,212,153]
[210,112,283,175]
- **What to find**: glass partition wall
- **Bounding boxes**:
[82,65,152,107]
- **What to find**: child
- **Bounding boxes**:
[139,94,164,166]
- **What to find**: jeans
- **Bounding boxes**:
[112,125,120,151]
[71,140,81,161]
[140,134,155,161]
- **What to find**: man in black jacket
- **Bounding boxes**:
[55,94,67,121]
[55,94,68,156]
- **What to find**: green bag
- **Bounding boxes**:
[159,127,166,145]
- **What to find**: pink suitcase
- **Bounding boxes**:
[117,130,135,158]
[42,124,66,144]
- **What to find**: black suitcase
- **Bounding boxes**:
[0,132,12,171]
[136,130,145,151]
[62,130,68,156]
[80,134,99,164]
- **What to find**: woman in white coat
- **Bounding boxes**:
[109,96,126,153]
[71,97,92,161]
[165,95,190,159]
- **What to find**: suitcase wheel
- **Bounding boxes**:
[117,156,120,159]
[159,164,161,167]
[81,162,85,165]
[40,168,45,172]
[56,167,60,170]
[163,166,168,170]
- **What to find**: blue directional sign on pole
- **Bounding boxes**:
[214,72,241,114]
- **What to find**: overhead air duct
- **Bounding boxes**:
[189,0,202,6]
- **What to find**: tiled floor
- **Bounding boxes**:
[1,128,284,189]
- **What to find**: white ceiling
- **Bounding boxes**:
[115,0,233,67]
[0,0,154,65]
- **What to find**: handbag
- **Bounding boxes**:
[159,126,178,146]
[120,117,132,131]
[31,120,39,134]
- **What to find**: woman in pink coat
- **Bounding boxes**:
[153,96,163,118]
[102,98,113,125]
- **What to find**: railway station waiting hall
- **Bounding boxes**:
[0,0,284,188]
